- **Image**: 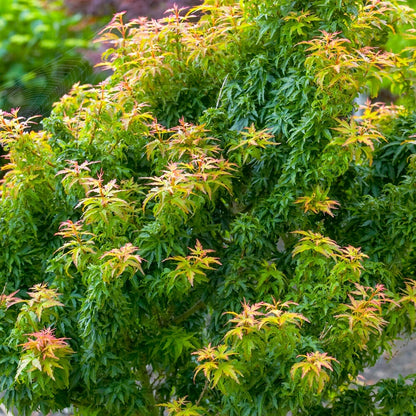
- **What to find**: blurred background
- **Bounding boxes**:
[0,0,201,119]
[65,0,201,20]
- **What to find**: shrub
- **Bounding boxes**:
[0,0,97,118]
[1,1,416,415]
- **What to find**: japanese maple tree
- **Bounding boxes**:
[1,0,416,415]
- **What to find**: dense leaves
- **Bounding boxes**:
[1,0,416,415]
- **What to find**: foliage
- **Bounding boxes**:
[0,0,416,415]
[0,0,98,118]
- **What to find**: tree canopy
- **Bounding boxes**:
[1,0,416,415]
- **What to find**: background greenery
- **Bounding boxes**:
[0,0,99,118]
[0,0,416,415]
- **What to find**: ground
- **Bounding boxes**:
[362,337,416,384]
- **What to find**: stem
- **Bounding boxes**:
[173,299,206,325]
[29,149,56,167]
[196,379,209,406]
[137,361,158,416]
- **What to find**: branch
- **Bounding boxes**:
[173,299,206,325]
